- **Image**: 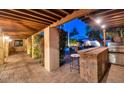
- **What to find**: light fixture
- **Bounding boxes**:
[5,36,10,40]
[95,18,102,25]
[9,39,12,42]
[101,24,106,29]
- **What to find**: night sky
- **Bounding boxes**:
[58,18,89,40]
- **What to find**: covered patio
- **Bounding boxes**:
[0,9,124,83]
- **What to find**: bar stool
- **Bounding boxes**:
[70,54,80,73]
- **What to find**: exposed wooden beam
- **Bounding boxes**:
[59,9,69,15]
[2,29,36,33]
[4,31,34,35]
[16,21,39,32]
[80,10,124,25]
[0,16,46,30]
[107,20,124,26]
[50,9,96,27]
[10,34,31,36]
[26,9,58,21]
[5,35,32,38]
[8,34,31,38]
[5,33,32,36]
[8,35,31,39]
[87,10,124,24]
[0,10,50,25]
[0,14,20,22]
[94,9,116,16]
[86,13,124,27]
[42,9,63,18]
[108,23,124,28]
[107,14,124,19]
[101,12,124,20]
[9,9,54,23]
[3,19,39,32]
[105,17,124,23]
[104,13,124,19]
[0,15,40,33]
[19,19,48,30]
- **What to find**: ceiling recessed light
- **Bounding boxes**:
[5,36,10,40]
[101,24,106,29]
[95,18,102,25]
[9,39,12,42]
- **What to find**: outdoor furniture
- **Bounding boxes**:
[64,55,71,64]
[70,54,80,73]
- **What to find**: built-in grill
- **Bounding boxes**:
[108,42,124,66]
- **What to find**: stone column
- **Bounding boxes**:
[44,27,59,72]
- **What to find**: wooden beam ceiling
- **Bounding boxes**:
[80,9,124,29]
[9,9,54,23]
[50,9,96,27]
[0,15,47,32]
[59,9,70,15]
[0,10,51,25]
[0,19,32,31]
[106,21,124,27]
[4,31,34,35]
[0,9,77,39]
[2,9,124,39]
[93,9,116,16]
[26,9,58,21]
[41,9,63,18]
[9,35,31,39]
[101,11,124,19]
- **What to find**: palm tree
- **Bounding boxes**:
[70,27,79,37]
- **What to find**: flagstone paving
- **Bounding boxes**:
[0,52,87,83]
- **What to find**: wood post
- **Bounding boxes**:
[31,35,35,59]
[27,37,32,55]
[103,29,106,46]
[0,32,5,64]
[4,39,9,57]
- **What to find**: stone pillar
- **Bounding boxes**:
[44,27,59,72]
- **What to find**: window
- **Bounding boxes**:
[14,40,23,47]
